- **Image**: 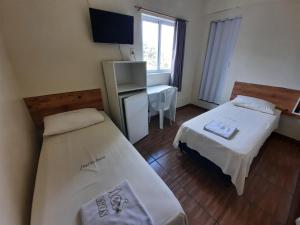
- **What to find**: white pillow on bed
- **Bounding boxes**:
[43,108,104,136]
[231,95,276,115]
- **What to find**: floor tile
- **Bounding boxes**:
[134,105,300,225]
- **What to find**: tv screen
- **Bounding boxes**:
[89,8,134,44]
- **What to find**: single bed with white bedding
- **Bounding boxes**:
[31,112,187,225]
[173,101,281,195]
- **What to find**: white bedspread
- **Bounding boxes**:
[31,113,187,225]
[173,102,281,195]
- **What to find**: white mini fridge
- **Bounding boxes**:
[119,92,149,144]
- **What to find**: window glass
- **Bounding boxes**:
[142,20,159,71]
[142,15,175,73]
[160,24,175,70]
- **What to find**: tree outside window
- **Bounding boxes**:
[142,14,175,73]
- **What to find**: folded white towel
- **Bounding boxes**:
[80,181,153,225]
[204,120,238,139]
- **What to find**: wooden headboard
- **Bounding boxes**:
[24,89,104,130]
[231,82,300,118]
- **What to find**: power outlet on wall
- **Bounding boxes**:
[130,48,136,61]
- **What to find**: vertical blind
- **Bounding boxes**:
[198,17,241,104]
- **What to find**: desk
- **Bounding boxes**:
[147,85,177,122]
[147,85,173,95]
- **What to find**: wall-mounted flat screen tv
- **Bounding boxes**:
[89,8,134,44]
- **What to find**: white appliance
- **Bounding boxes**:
[102,61,149,143]
[119,92,149,144]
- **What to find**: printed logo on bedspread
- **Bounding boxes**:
[95,186,129,218]
[80,156,105,170]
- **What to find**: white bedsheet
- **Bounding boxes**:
[31,113,187,225]
[173,102,281,195]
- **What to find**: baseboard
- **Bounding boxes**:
[176,103,207,111]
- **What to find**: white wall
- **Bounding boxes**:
[147,73,170,86]
[192,0,300,140]
[0,32,37,225]
[0,0,204,108]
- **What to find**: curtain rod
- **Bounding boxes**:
[206,6,241,16]
[134,5,188,22]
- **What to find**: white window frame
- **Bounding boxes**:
[142,14,175,74]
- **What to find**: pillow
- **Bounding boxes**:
[43,108,105,136]
[231,95,276,115]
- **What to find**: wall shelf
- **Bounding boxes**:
[292,97,300,117]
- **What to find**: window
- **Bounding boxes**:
[142,14,175,73]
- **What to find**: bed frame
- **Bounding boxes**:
[24,89,104,130]
[178,81,300,195]
[231,82,300,118]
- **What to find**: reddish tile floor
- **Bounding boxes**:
[135,105,300,225]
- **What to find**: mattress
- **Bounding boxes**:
[173,102,281,195]
[31,113,187,225]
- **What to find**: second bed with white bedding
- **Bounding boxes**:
[31,113,187,225]
[173,102,281,195]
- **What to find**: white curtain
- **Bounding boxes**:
[198,17,241,104]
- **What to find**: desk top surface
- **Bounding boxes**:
[147,85,176,95]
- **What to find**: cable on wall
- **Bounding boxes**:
[119,44,124,60]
